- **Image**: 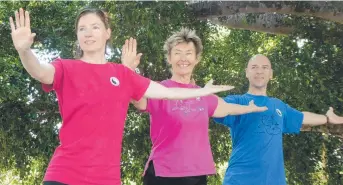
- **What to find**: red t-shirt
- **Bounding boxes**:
[42,59,150,185]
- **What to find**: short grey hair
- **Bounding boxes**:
[163,27,203,59]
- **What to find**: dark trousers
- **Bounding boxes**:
[143,161,207,185]
[43,181,67,185]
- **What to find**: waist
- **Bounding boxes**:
[148,150,215,176]
[44,163,121,185]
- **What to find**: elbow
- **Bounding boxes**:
[33,73,53,85]
[163,89,176,100]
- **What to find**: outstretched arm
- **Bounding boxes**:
[302,107,343,127]
[302,112,327,126]
[212,98,268,117]
[10,8,55,84]
[143,80,233,100]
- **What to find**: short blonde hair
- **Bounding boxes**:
[163,28,203,59]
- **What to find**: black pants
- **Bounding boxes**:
[143,161,207,185]
[43,181,67,185]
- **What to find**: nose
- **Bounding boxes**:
[84,28,93,37]
[256,67,263,74]
[180,53,187,61]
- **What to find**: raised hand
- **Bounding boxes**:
[204,79,235,94]
[121,37,142,70]
[326,107,343,124]
[248,100,268,112]
[9,8,36,52]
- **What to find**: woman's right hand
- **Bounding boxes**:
[9,8,36,52]
[121,38,142,70]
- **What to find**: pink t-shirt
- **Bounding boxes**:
[143,79,219,177]
[42,59,150,185]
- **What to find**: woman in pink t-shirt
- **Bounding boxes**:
[9,8,235,185]
[122,28,268,185]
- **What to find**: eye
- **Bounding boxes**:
[93,26,100,29]
[79,27,85,31]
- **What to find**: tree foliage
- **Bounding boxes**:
[0,1,342,185]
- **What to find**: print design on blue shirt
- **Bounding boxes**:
[256,103,282,135]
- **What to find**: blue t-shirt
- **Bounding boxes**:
[214,93,304,185]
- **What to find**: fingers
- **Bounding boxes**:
[9,17,15,31]
[205,79,214,86]
[227,86,235,90]
[25,10,30,28]
[122,44,126,55]
[132,38,137,55]
[137,53,143,60]
[128,37,133,53]
[31,33,36,39]
[124,39,128,55]
[15,10,20,29]
[19,8,25,28]
[220,85,234,91]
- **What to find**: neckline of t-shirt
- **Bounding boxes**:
[76,59,111,66]
[245,93,269,98]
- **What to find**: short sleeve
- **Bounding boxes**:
[213,95,238,128]
[123,65,151,101]
[282,104,304,134]
[42,58,64,93]
[205,95,219,117]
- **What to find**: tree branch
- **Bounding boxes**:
[209,13,294,35]
[301,124,343,139]
[191,1,343,24]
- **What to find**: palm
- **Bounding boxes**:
[9,8,35,51]
[326,107,343,124]
[121,38,142,70]
[204,79,235,94]
[12,27,33,51]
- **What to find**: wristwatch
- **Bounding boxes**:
[135,68,140,74]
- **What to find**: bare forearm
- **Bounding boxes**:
[130,98,147,110]
[225,103,257,115]
[212,103,255,118]
[18,50,44,78]
[302,112,327,126]
[18,49,53,84]
[144,81,214,100]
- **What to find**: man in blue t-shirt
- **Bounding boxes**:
[214,54,343,185]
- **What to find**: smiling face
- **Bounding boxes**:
[75,11,111,56]
[245,55,273,89]
[164,28,203,77]
[168,41,199,76]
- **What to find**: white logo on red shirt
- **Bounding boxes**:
[110,77,120,86]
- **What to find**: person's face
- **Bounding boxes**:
[168,42,199,76]
[245,56,273,89]
[77,13,111,54]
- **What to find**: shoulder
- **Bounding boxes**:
[223,94,246,101]
[159,79,174,87]
[269,97,286,105]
